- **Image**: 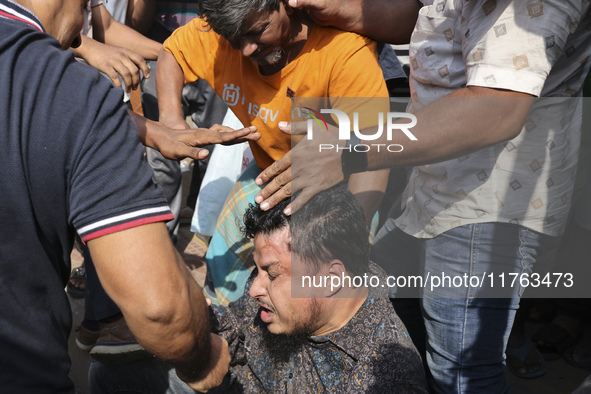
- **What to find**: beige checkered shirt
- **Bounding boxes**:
[396,0,591,238]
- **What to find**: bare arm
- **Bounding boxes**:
[155,48,188,127]
[254,149,389,222]
[92,4,161,60]
[128,110,260,160]
[348,170,389,228]
[288,0,421,44]
[367,87,535,169]
[72,35,151,91]
[126,0,156,35]
[87,223,229,391]
[256,86,535,213]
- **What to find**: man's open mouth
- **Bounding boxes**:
[257,302,275,323]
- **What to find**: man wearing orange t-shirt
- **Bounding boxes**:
[157,0,390,305]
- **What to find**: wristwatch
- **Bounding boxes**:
[341,134,368,178]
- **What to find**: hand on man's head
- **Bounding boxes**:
[286,0,356,31]
[255,120,343,215]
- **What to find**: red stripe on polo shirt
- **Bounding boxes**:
[0,9,42,32]
[81,213,175,243]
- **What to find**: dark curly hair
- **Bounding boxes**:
[242,185,369,276]
[198,0,282,42]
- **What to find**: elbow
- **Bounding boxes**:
[139,281,193,328]
[503,123,523,141]
[494,95,536,143]
[141,299,179,327]
[119,276,212,366]
[124,278,188,333]
[503,104,535,141]
[130,287,206,355]
[492,118,526,146]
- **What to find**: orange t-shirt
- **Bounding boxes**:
[163,18,389,169]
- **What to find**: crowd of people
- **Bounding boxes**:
[1,0,590,393]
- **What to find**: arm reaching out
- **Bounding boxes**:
[129,110,260,160]
[77,3,161,91]
[72,35,151,91]
[155,48,187,127]
[92,4,161,60]
[256,87,535,213]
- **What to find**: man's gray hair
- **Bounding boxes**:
[199,0,282,42]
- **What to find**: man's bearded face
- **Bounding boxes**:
[231,4,292,66]
[249,228,325,335]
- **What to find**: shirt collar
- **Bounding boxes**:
[307,262,389,361]
[0,0,44,32]
[308,289,381,361]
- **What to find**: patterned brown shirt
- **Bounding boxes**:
[210,263,428,393]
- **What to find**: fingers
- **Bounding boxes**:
[254,153,293,212]
[209,123,235,133]
[109,58,140,92]
[286,0,331,26]
[256,183,317,216]
[277,121,291,134]
[283,203,292,216]
[278,121,309,135]
[160,125,260,160]
[218,126,261,145]
[289,187,317,215]
[160,126,259,160]
[287,0,305,8]
[255,151,291,187]
[217,127,254,142]
[183,334,230,393]
[106,50,146,92]
[198,334,230,391]
[255,165,292,206]
[104,68,122,88]
[118,54,143,92]
[185,147,210,161]
[126,50,150,81]
[185,127,257,146]
[220,133,261,145]
[259,181,292,212]
[162,141,209,161]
